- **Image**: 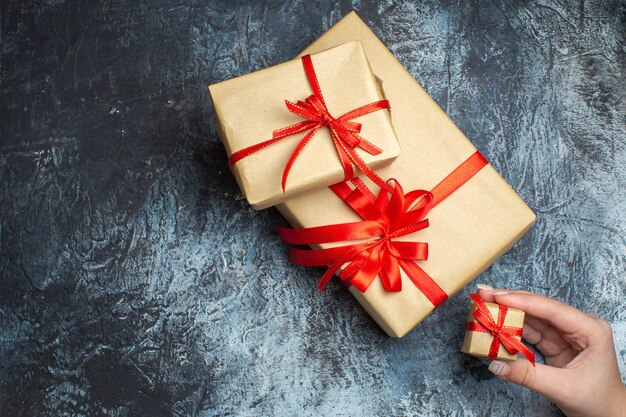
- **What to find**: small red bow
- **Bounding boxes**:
[278,177,448,306]
[229,54,391,192]
[467,294,535,365]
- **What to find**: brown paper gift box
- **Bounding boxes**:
[461,301,525,361]
[276,13,536,337]
[208,41,400,210]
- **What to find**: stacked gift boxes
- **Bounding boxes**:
[208,12,535,339]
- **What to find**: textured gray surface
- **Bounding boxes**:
[1,1,625,416]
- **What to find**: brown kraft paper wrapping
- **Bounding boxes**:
[461,301,525,361]
[276,12,536,338]
[209,41,400,210]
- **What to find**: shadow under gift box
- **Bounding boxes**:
[276,13,536,338]
[209,41,401,210]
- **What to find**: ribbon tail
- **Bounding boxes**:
[398,259,447,307]
[317,266,340,291]
[488,336,501,361]
[338,257,365,285]
[317,241,378,291]
[343,144,392,193]
[281,125,321,192]
[380,251,402,292]
[502,336,536,365]
[330,130,355,181]
[349,248,383,292]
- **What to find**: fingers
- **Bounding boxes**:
[524,317,571,351]
[522,323,543,345]
[476,285,532,303]
[523,322,580,367]
[524,317,583,365]
[522,322,566,360]
[476,289,496,303]
[488,359,569,401]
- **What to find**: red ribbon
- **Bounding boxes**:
[229,54,392,192]
[278,151,488,310]
[467,293,536,365]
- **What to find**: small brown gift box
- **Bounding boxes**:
[461,300,526,361]
[209,41,400,210]
[276,13,536,337]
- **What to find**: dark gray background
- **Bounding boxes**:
[1,1,624,416]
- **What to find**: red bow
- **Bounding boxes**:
[277,151,489,309]
[229,54,392,192]
[467,294,536,365]
[279,177,448,301]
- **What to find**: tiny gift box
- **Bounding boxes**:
[461,294,535,363]
[209,41,401,209]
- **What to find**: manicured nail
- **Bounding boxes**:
[488,361,510,376]
[476,284,493,291]
[492,290,511,295]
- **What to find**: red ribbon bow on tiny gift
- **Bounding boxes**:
[467,294,536,365]
[229,54,391,192]
[278,151,489,310]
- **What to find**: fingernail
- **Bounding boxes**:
[488,361,510,376]
[476,284,493,291]
[492,290,511,295]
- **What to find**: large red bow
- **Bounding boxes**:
[277,151,489,310]
[279,177,447,299]
[229,54,392,192]
[467,294,536,365]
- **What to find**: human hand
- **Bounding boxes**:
[475,285,626,417]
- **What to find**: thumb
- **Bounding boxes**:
[488,359,569,401]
